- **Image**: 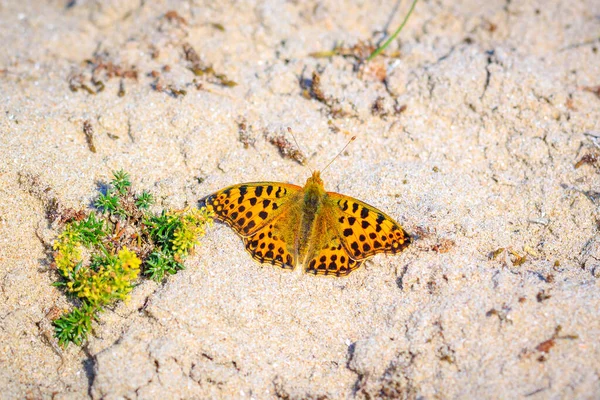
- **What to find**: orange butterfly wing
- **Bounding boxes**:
[205,182,302,269]
[301,192,410,276]
[206,182,300,236]
[243,213,299,270]
[327,192,411,259]
[303,228,363,276]
[302,192,409,277]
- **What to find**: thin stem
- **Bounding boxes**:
[367,0,418,62]
[97,241,110,258]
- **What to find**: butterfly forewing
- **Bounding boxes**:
[327,192,411,260]
[206,182,301,237]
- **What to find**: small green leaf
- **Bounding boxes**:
[112,170,131,195]
[135,191,154,209]
[95,192,119,213]
[145,251,184,281]
[73,214,105,246]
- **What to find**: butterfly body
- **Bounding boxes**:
[298,173,326,257]
[206,171,410,276]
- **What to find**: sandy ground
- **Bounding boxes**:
[1,0,599,398]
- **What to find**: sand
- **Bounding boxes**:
[1,0,599,398]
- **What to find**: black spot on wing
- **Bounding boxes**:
[245,220,256,231]
[275,187,286,198]
[338,200,348,211]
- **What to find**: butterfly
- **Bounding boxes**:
[204,170,411,276]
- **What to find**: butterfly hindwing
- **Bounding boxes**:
[327,192,411,260]
[206,182,301,237]
[304,236,363,276]
[244,215,298,270]
[302,209,362,276]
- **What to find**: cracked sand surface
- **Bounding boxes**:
[0,0,599,398]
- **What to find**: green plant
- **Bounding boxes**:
[367,0,418,61]
[135,190,154,209]
[51,170,213,347]
[95,191,120,214]
[111,169,132,194]
[95,169,133,217]
[144,208,214,281]
[53,303,99,347]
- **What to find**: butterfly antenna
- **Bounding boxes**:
[321,135,357,174]
[287,127,314,172]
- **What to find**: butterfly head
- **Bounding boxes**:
[303,171,326,214]
[306,170,324,188]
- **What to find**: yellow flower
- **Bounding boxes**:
[66,248,141,306]
[172,225,199,254]
[170,207,214,255]
[53,226,82,276]
[117,247,142,272]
